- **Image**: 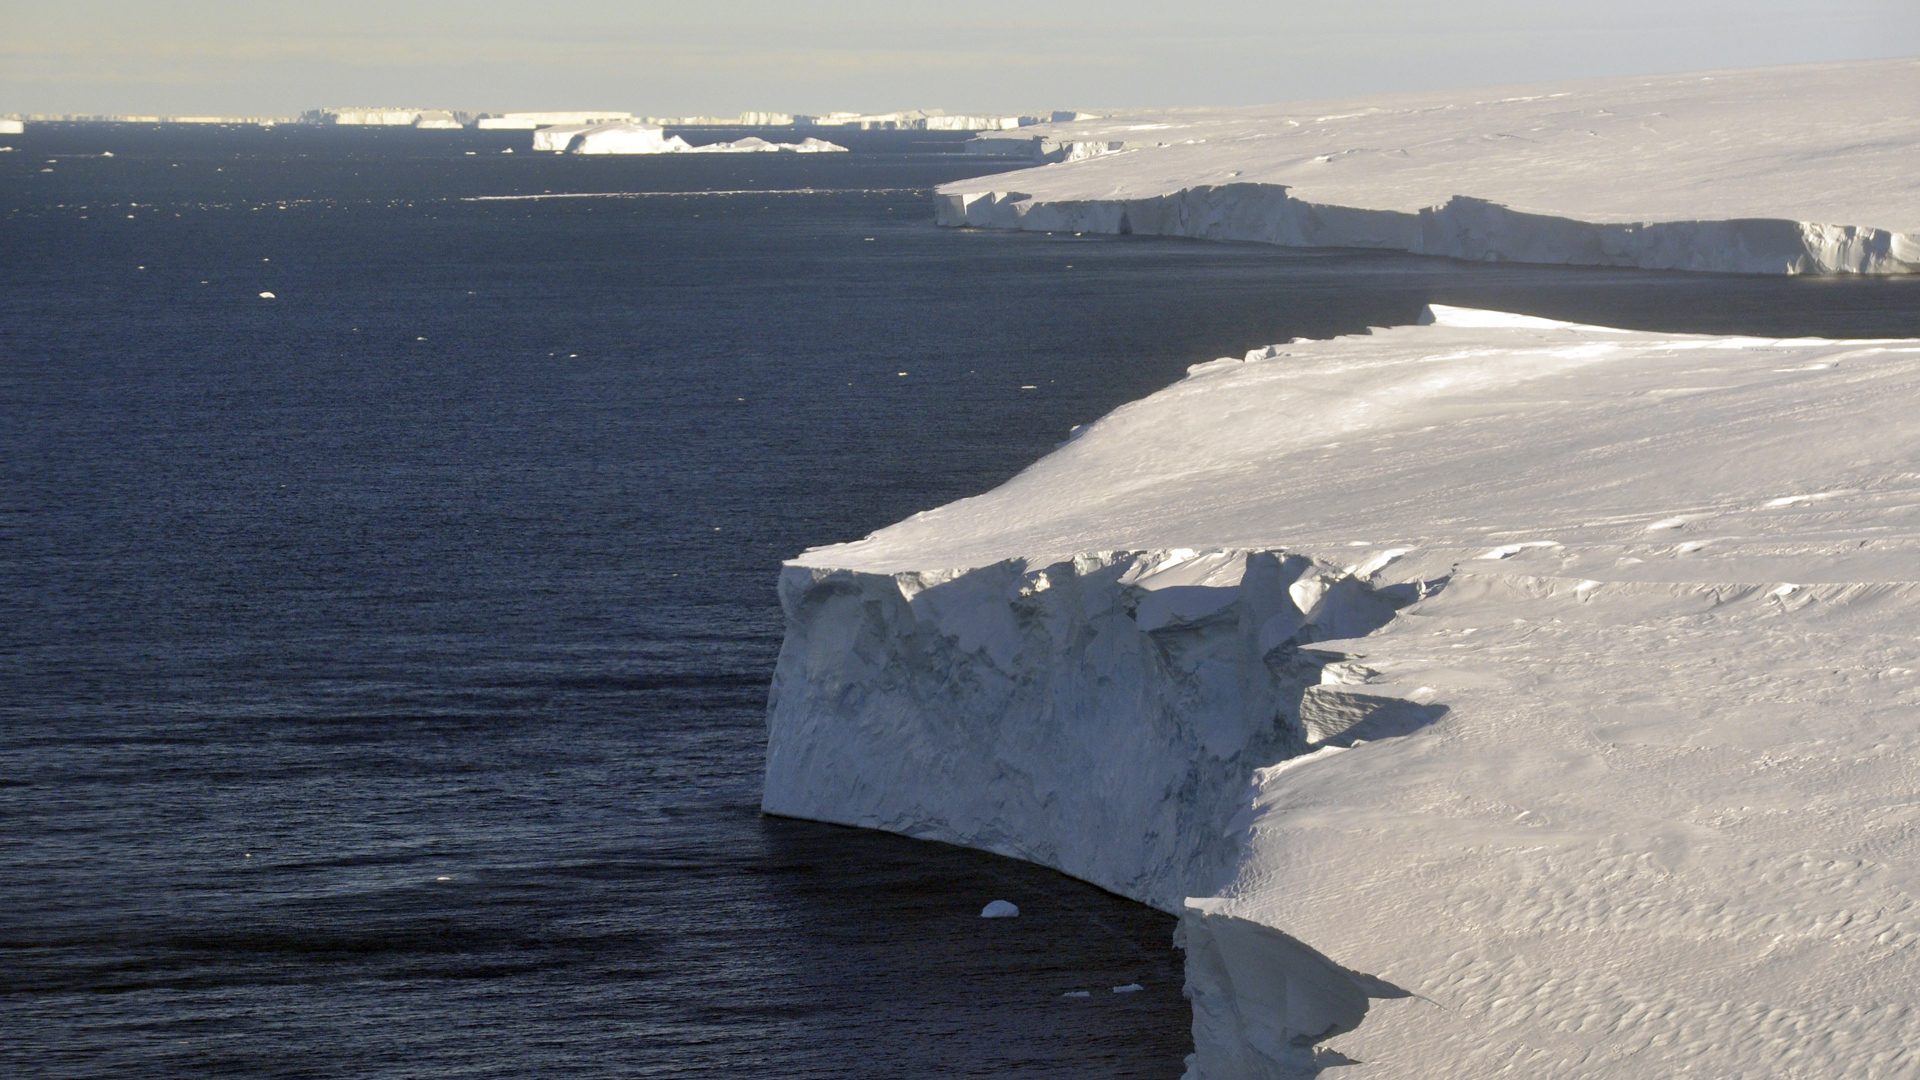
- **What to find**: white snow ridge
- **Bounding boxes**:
[937,59,1920,275]
[766,300,1920,1077]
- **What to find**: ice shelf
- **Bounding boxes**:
[938,59,1920,275]
[767,305,1920,1077]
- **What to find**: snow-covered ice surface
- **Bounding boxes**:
[766,306,1920,1077]
[938,59,1920,274]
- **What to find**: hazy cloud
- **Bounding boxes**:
[5,0,1916,115]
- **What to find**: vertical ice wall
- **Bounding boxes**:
[935,185,1920,275]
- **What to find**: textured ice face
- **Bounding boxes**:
[764,548,1413,911]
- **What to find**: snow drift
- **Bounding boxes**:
[937,59,1920,274]
[767,305,1920,1077]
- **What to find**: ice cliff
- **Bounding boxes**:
[765,549,1421,911]
[938,59,1920,275]
[767,306,1920,1077]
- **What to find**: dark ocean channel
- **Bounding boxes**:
[2,123,1917,1079]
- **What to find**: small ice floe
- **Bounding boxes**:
[436,876,452,882]
[258,291,275,299]
[1476,540,1560,560]
[980,900,1019,918]
[1061,990,1091,998]
[1112,983,1144,993]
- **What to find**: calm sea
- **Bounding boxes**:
[3,123,1916,1079]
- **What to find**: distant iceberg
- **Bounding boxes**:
[685,135,848,155]
[479,111,635,130]
[532,122,846,155]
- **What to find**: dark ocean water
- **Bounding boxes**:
[2,123,1917,1079]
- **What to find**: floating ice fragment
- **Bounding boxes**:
[980,900,1019,918]
[1645,515,1708,531]
[1112,983,1143,993]
[1062,990,1091,998]
[258,291,275,299]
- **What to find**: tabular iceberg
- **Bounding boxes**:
[938,59,1920,275]
[531,122,846,154]
[767,305,1920,1077]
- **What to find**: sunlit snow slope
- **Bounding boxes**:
[940,59,1920,274]
[767,307,1920,1077]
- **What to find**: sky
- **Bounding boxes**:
[5,0,1919,117]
